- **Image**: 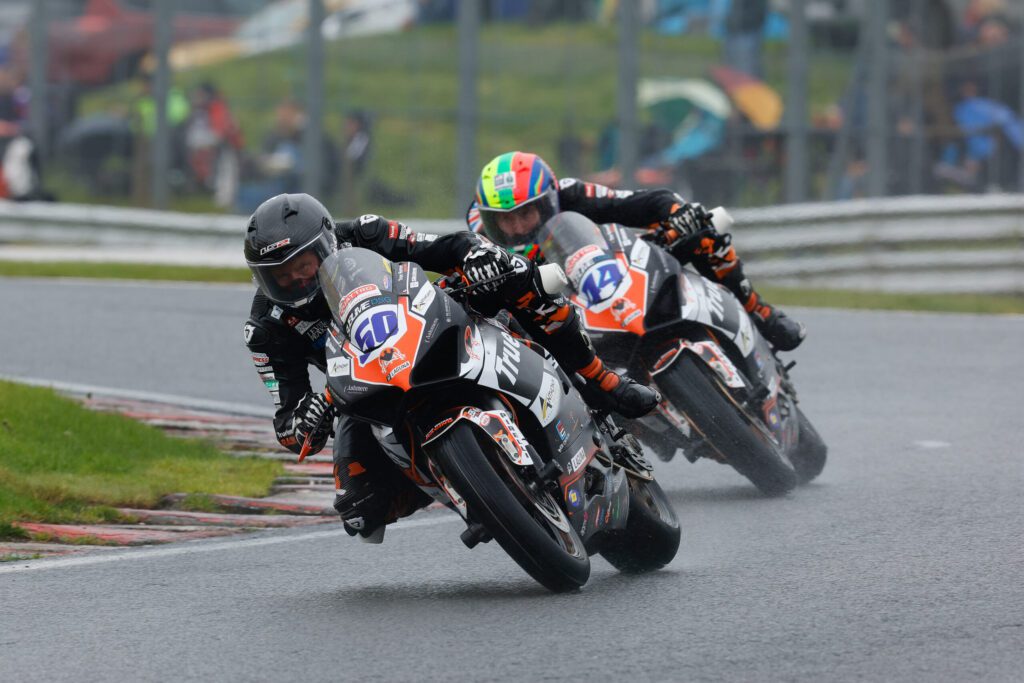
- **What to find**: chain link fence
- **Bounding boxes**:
[2,0,1022,219]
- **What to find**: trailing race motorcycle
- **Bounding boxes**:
[536,211,827,497]
[312,247,680,592]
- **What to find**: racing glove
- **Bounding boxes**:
[462,239,516,293]
[292,392,335,455]
[659,202,709,248]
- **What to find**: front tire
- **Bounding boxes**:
[432,423,591,592]
[791,407,827,484]
[658,354,797,496]
[600,476,681,573]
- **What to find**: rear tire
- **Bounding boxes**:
[791,407,827,484]
[658,354,797,496]
[432,423,590,592]
[600,476,681,573]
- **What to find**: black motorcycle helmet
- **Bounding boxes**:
[244,193,337,307]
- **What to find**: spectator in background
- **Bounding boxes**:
[235,98,338,213]
[0,66,46,201]
[339,109,371,214]
[132,73,190,203]
[184,81,244,208]
[722,0,767,79]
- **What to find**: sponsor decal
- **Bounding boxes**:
[556,420,568,442]
[251,353,269,364]
[270,306,283,320]
[385,362,411,381]
[493,171,515,190]
[257,366,275,376]
[279,435,298,447]
[493,331,521,385]
[564,244,602,281]
[567,488,581,508]
[609,298,637,324]
[263,379,279,390]
[464,326,482,361]
[344,385,369,393]
[630,237,651,269]
[359,214,381,225]
[378,347,407,373]
[327,355,351,377]
[479,414,490,426]
[243,323,256,344]
[410,283,436,316]
[425,417,454,441]
[568,447,587,473]
[558,177,577,189]
[260,238,290,255]
[338,284,382,320]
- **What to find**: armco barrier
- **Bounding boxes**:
[1,195,1022,293]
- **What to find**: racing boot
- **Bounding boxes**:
[334,458,432,542]
[576,356,661,419]
[746,294,806,351]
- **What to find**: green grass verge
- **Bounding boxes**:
[761,286,1024,315]
[0,380,282,537]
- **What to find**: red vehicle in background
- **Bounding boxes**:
[11,0,259,87]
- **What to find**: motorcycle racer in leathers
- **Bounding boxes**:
[242,193,659,537]
[466,151,806,351]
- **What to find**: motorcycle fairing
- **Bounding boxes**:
[678,269,756,358]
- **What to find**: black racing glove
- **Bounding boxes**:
[660,201,708,246]
[292,392,335,455]
[462,239,516,293]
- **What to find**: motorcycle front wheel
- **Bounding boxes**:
[432,422,591,593]
[791,407,827,484]
[599,475,681,573]
[658,354,797,496]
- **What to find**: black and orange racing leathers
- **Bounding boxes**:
[467,177,772,329]
[243,214,643,533]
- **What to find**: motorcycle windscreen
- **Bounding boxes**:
[537,212,628,307]
[319,248,401,355]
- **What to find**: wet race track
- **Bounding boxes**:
[1,277,1022,682]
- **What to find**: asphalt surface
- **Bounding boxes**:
[1,277,1023,682]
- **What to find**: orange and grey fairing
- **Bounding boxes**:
[317,247,631,544]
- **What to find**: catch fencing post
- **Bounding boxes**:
[152,0,173,210]
[785,0,809,203]
[865,0,889,197]
[616,0,639,188]
[304,0,325,198]
[455,0,480,216]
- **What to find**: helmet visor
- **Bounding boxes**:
[248,232,333,306]
[479,186,559,248]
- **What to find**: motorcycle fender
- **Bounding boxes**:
[423,407,536,467]
[672,340,747,389]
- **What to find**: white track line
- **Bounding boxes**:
[0,515,460,575]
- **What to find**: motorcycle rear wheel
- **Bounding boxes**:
[599,475,681,573]
[658,354,797,496]
[791,407,827,484]
[432,422,591,593]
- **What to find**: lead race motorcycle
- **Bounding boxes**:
[313,247,680,592]
[536,210,827,497]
